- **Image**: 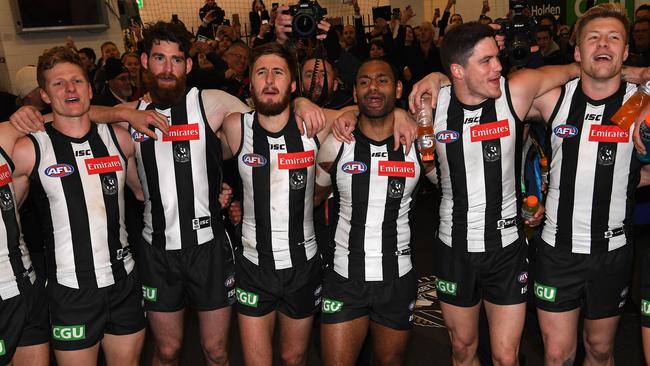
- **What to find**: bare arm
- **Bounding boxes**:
[219,112,244,160]
[201,89,251,133]
[640,164,650,188]
[314,134,342,206]
[622,66,650,85]
[112,125,144,201]
[11,137,36,208]
[508,63,580,120]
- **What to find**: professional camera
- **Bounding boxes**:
[495,0,537,67]
[199,1,225,26]
[288,0,327,39]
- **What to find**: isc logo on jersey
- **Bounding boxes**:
[45,164,75,178]
[131,131,150,142]
[341,161,367,174]
[242,153,267,167]
[436,130,459,143]
[553,124,579,138]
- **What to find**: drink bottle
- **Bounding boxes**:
[521,195,539,221]
[611,82,650,131]
[416,95,435,161]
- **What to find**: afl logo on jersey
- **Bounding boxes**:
[341,161,367,174]
[436,130,459,143]
[131,131,150,142]
[554,125,579,138]
[45,164,75,178]
[242,153,267,167]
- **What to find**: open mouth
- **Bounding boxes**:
[594,54,613,61]
[365,94,384,108]
[263,88,279,96]
[65,97,80,104]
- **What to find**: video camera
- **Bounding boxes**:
[199,1,226,26]
[495,0,537,67]
[287,0,327,39]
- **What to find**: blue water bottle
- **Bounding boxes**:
[639,116,650,163]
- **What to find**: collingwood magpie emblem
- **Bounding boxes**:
[102,176,118,196]
[174,144,190,163]
[597,146,615,166]
[290,172,306,190]
[483,143,501,162]
[0,189,13,211]
[388,179,405,199]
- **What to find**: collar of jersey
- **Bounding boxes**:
[252,108,296,138]
[576,79,627,106]
[45,121,97,143]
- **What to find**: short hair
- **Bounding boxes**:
[356,57,399,84]
[143,21,193,58]
[538,13,558,28]
[536,26,554,38]
[100,41,117,52]
[37,46,86,88]
[636,5,650,17]
[225,41,250,54]
[250,42,296,81]
[440,22,495,75]
[300,56,336,76]
[78,47,96,61]
[369,38,385,50]
[575,4,629,44]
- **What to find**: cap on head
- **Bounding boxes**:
[104,58,129,81]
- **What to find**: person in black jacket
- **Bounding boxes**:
[249,0,270,37]
[91,58,132,107]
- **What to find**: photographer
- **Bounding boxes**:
[197,0,226,39]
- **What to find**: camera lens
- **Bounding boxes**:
[294,13,316,37]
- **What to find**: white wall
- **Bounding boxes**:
[0,1,124,94]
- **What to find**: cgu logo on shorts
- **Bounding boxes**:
[435,278,457,296]
[534,282,556,302]
[236,288,259,307]
[52,325,85,341]
[642,300,650,317]
[142,285,157,302]
[0,340,5,356]
[321,298,344,314]
[45,164,75,178]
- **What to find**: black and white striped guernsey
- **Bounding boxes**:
[328,130,422,281]
[29,123,133,289]
[0,147,34,300]
[236,111,319,270]
[541,79,640,254]
[132,87,224,250]
[433,77,524,253]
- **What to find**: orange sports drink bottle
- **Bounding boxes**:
[611,82,650,131]
[521,195,539,221]
[416,95,435,161]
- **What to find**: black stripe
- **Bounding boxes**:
[47,125,96,288]
[328,145,344,270]
[87,129,127,282]
[141,104,167,249]
[252,114,274,268]
[554,85,586,250]
[170,99,198,248]
[199,90,225,241]
[590,86,624,249]
[480,101,504,250]
[382,143,404,280]
[285,121,308,267]
[446,94,469,250]
[29,172,56,283]
[0,149,25,281]
[348,131,370,280]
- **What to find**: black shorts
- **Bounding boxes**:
[534,238,632,320]
[641,248,650,327]
[47,271,146,351]
[138,237,236,312]
[320,269,417,331]
[0,277,49,364]
[235,253,322,318]
[434,237,529,307]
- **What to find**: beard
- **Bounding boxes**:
[143,68,186,107]
[252,86,292,116]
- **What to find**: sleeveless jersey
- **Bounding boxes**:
[237,111,319,270]
[30,123,133,289]
[329,129,422,281]
[132,87,224,250]
[541,79,640,254]
[433,77,524,252]
[0,147,34,300]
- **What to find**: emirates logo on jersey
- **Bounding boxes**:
[45,164,75,178]
[470,119,510,142]
[378,161,416,178]
[0,164,12,186]
[278,151,315,169]
[588,125,629,143]
[85,156,123,175]
[162,124,200,142]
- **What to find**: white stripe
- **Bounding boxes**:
[434,89,453,246]
[364,144,389,281]
[240,114,259,265]
[462,108,487,252]
[333,143,355,278]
